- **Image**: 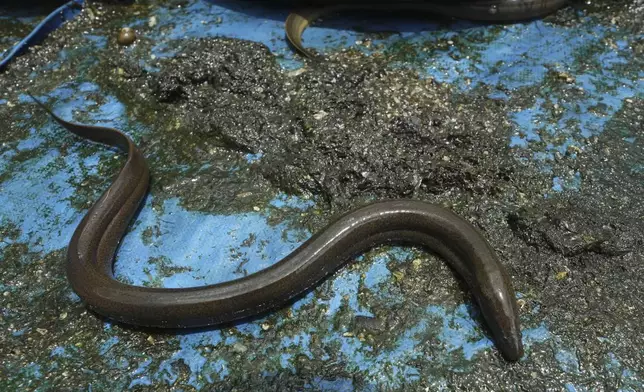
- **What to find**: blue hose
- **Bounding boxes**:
[0,0,84,72]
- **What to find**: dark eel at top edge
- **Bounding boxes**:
[282,0,570,58]
[28,93,525,361]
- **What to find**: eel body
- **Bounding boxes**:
[283,0,570,58]
[30,95,524,361]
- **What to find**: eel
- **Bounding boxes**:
[29,94,524,361]
[283,0,570,58]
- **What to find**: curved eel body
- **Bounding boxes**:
[29,95,524,361]
[283,0,569,58]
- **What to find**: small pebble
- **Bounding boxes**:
[232,343,248,353]
[286,68,306,77]
[392,270,405,282]
[117,28,136,46]
[313,110,328,120]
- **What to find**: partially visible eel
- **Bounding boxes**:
[284,0,570,59]
[28,93,525,361]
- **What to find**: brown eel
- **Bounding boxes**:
[282,0,570,58]
[29,93,524,361]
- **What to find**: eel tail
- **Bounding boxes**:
[285,7,347,60]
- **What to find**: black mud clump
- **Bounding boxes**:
[499,96,644,373]
[507,203,636,258]
[145,38,518,210]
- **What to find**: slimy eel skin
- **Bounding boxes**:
[29,94,525,361]
[283,0,569,58]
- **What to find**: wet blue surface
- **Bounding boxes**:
[2,1,643,390]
